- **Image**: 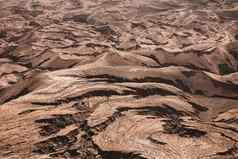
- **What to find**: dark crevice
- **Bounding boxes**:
[86,43,110,49]
[31,101,61,106]
[227,41,238,60]
[85,74,191,93]
[211,95,238,100]
[220,133,238,143]
[174,79,191,93]
[217,118,238,124]
[85,74,131,83]
[67,89,134,101]
[125,86,177,98]
[0,30,7,38]
[181,70,197,78]
[94,25,118,36]
[92,111,124,132]
[65,14,90,23]
[101,151,147,159]
[211,77,238,91]
[147,136,167,145]
[35,114,76,136]
[188,102,209,112]
[211,123,238,133]
[31,89,134,107]
[140,54,161,66]
[162,118,207,138]
[118,105,187,118]
[214,145,238,158]
[32,129,79,154]
[18,109,38,115]
[218,63,235,75]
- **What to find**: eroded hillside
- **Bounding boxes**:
[0,0,238,158]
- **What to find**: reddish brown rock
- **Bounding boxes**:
[0,0,238,159]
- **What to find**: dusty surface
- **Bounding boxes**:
[0,0,238,158]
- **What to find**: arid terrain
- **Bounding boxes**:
[0,0,238,158]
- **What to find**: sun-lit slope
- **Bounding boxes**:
[0,0,238,159]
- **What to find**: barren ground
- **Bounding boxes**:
[0,0,238,159]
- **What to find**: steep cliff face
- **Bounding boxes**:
[0,0,238,158]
